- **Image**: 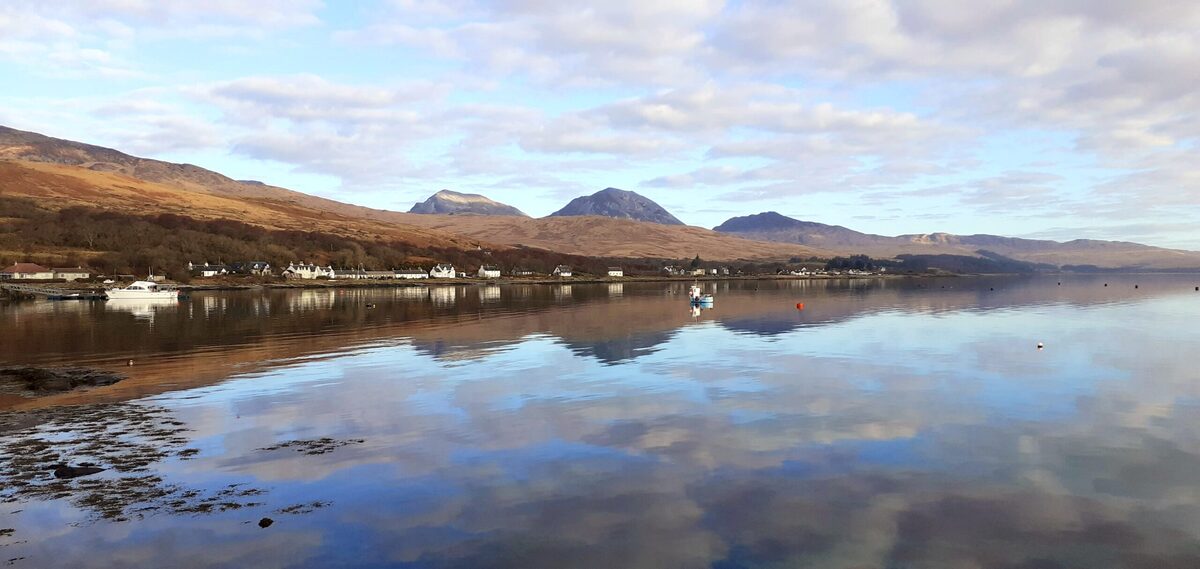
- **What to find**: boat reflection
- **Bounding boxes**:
[103,297,181,321]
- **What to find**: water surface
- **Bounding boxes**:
[2,276,1200,568]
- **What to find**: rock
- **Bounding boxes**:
[258,517,274,528]
[51,463,106,479]
[0,366,125,395]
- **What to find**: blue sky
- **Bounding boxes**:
[1,1,1198,248]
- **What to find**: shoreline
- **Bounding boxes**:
[14,273,917,294]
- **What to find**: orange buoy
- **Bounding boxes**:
[795,302,805,310]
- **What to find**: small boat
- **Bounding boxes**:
[105,280,180,300]
[688,285,714,306]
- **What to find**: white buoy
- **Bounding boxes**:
[1037,342,1044,350]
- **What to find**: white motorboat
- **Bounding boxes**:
[105,280,180,300]
[688,285,714,306]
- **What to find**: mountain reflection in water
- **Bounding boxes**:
[2,275,1200,568]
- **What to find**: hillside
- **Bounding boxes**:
[0,160,480,251]
[409,189,528,216]
[715,212,1200,270]
[549,188,684,225]
[397,214,820,261]
[2,125,1197,270]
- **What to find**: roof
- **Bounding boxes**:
[608,267,622,270]
[1,263,50,274]
[51,267,91,272]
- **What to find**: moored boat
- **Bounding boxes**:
[688,285,714,306]
[105,280,180,300]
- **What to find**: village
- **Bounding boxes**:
[0,260,883,285]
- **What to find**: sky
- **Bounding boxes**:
[1,1,1197,248]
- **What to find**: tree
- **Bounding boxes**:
[689,255,702,269]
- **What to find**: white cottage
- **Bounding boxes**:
[477,265,501,279]
[281,262,334,279]
[606,267,624,277]
[394,269,429,280]
[429,264,457,279]
[553,265,573,278]
[52,267,92,282]
[187,262,229,277]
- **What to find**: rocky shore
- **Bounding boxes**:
[0,367,125,400]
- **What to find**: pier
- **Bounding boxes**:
[0,283,106,301]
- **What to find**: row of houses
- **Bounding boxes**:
[662,266,733,277]
[188,261,273,277]
[271,262,580,280]
[0,264,92,281]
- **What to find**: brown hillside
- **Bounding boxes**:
[397,214,822,261]
[0,160,486,251]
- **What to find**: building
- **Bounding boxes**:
[0,263,54,280]
[510,268,534,277]
[187,262,229,277]
[51,267,92,282]
[281,262,334,279]
[662,265,685,276]
[394,269,428,280]
[229,261,272,276]
[553,265,573,278]
[606,267,624,277]
[691,268,706,276]
[429,264,457,279]
[477,265,501,279]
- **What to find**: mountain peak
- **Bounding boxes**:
[409,189,528,216]
[549,188,684,225]
[713,211,817,232]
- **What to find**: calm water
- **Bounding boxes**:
[2,276,1200,568]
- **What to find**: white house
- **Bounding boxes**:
[477,265,501,279]
[52,267,92,281]
[606,267,624,277]
[553,265,573,278]
[332,268,394,280]
[230,261,271,276]
[691,268,706,276]
[662,265,685,276]
[0,263,54,280]
[394,269,429,280]
[281,262,334,279]
[429,264,457,279]
[510,268,534,277]
[187,262,229,277]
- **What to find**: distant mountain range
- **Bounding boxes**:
[1,124,1198,270]
[549,187,684,225]
[713,211,1200,270]
[409,189,527,216]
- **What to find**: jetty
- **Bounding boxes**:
[0,283,106,301]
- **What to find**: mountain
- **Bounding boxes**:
[398,214,820,261]
[0,125,816,263]
[715,211,1200,270]
[0,125,483,250]
[549,188,684,225]
[2,125,1197,270]
[409,189,527,216]
[713,212,884,248]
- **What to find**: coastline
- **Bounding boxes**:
[3,273,922,295]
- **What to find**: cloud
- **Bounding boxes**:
[2,0,1198,243]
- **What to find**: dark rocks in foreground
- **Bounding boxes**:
[0,366,125,395]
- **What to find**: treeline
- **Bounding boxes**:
[0,197,664,280]
[824,252,1052,274]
